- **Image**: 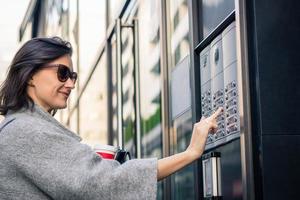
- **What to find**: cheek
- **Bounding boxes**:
[32,70,65,98]
[36,78,61,96]
[49,85,63,96]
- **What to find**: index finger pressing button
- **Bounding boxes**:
[211,107,223,119]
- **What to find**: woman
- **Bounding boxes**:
[0,37,222,200]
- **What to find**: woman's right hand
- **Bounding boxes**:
[157,107,223,181]
[185,107,223,160]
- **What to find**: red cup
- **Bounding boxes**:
[94,144,118,160]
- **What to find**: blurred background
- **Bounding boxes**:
[0,0,30,82]
[1,1,299,200]
[0,0,110,146]
[0,0,170,159]
[0,1,166,198]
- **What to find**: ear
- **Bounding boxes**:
[27,77,35,87]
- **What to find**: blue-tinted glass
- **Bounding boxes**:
[171,110,194,200]
[202,0,235,38]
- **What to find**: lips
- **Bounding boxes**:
[59,91,70,98]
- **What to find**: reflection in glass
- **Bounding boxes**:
[79,54,107,147]
[169,1,193,198]
[45,0,62,36]
[171,110,194,200]
[137,0,163,159]
[79,0,106,90]
[136,0,163,199]
[202,0,235,38]
[121,27,136,158]
[111,35,118,147]
[169,0,190,67]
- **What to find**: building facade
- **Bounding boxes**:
[19,0,300,199]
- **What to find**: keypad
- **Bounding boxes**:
[201,22,240,150]
[225,80,240,135]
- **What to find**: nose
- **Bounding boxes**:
[64,77,75,89]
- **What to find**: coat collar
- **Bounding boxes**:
[5,104,81,141]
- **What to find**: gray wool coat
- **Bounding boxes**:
[0,104,157,200]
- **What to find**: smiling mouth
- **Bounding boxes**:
[59,92,70,98]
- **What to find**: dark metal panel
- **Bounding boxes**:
[235,0,256,199]
[251,0,300,135]
[246,0,300,199]
[243,0,264,198]
[213,139,243,200]
[106,0,114,145]
[261,135,300,200]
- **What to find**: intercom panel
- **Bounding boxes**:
[200,21,240,150]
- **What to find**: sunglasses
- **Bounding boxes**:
[43,64,77,83]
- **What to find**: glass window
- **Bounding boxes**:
[121,27,136,158]
[136,1,163,198]
[68,1,79,114]
[136,0,163,159]
[79,0,106,90]
[45,0,63,36]
[21,21,33,43]
[108,0,127,25]
[68,0,78,45]
[168,0,194,198]
[79,55,107,147]
[111,34,118,147]
[171,110,194,200]
[169,0,190,68]
[60,0,69,39]
[201,0,235,38]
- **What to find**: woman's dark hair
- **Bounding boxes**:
[0,36,73,115]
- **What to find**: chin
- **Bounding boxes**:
[59,103,68,109]
[54,101,68,110]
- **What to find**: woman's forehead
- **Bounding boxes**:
[47,55,73,70]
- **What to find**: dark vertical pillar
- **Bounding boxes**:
[246,1,300,199]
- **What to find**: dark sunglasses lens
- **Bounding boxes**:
[57,66,70,82]
[71,72,77,82]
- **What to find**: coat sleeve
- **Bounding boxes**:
[1,119,157,200]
